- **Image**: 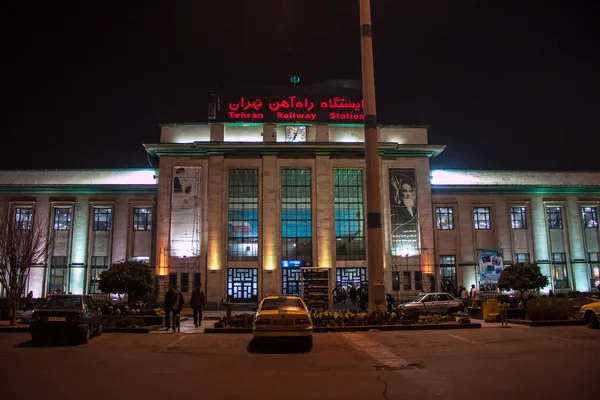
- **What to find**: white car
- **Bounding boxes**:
[398,292,463,316]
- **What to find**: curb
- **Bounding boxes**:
[203,323,481,334]
[0,327,30,333]
[104,325,163,333]
[504,319,585,327]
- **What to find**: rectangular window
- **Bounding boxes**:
[439,255,457,294]
[93,208,112,231]
[193,272,201,290]
[547,207,563,229]
[281,169,312,262]
[227,268,258,303]
[90,256,108,294]
[590,253,600,290]
[403,271,411,291]
[392,271,400,291]
[334,169,365,260]
[515,253,530,263]
[227,169,259,261]
[133,207,152,231]
[14,207,33,230]
[49,256,68,294]
[53,208,72,231]
[436,207,454,230]
[168,273,177,288]
[415,271,423,291]
[180,273,189,293]
[582,206,598,229]
[473,207,491,230]
[552,253,569,289]
[510,206,527,229]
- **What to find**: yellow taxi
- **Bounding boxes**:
[252,295,313,351]
[581,301,600,329]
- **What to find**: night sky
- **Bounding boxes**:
[3,1,598,171]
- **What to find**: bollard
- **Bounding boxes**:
[500,307,510,328]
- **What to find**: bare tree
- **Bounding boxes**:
[0,210,53,326]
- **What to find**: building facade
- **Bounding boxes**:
[2,121,598,304]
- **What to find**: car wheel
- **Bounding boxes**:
[300,337,313,353]
[80,326,91,344]
[586,312,599,329]
[95,323,104,337]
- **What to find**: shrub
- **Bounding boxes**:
[525,298,575,321]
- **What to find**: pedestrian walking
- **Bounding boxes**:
[171,286,184,332]
[190,285,207,328]
[164,286,175,331]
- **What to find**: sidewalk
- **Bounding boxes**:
[151,317,216,334]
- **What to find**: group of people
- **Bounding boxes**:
[332,284,369,311]
[163,285,206,332]
[455,284,481,312]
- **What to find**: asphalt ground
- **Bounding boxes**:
[0,325,597,400]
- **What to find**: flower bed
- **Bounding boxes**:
[100,302,165,318]
[211,311,456,329]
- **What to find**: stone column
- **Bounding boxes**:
[262,155,278,295]
[207,155,225,303]
[210,124,224,142]
[566,196,588,291]
[315,155,334,279]
[112,197,129,263]
[70,196,90,294]
[530,195,551,290]
[263,124,277,142]
[315,124,329,142]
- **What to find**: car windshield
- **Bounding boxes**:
[39,296,82,309]
[413,293,428,302]
[260,298,305,311]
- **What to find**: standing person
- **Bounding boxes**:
[350,285,357,305]
[548,289,554,298]
[164,286,175,331]
[470,284,480,308]
[25,291,34,311]
[460,286,469,312]
[171,285,184,332]
[190,285,206,328]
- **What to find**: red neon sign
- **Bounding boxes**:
[225,96,364,122]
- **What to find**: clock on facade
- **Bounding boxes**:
[285,126,307,142]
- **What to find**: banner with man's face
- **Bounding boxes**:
[389,169,420,255]
[170,167,202,257]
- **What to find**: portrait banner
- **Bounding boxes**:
[170,167,202,258]
[389,169,420,255]
[477,248,504,291]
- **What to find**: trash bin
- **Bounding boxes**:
[482,299,500,322]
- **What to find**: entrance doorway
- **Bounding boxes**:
[335,267,367,301]
[227,268,258,303]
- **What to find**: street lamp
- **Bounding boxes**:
[359,0,385,312]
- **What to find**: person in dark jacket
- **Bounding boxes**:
[190,286,207,327]
[171,286,184,332]
[164,286,175,331]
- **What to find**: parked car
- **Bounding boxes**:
[581,301,600,329]
[398,292,463,317]
[30,294,104,344]
[252,295,313,351]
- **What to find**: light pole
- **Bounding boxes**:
[359,0,385,312]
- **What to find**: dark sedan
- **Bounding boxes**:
[30,295,104,344]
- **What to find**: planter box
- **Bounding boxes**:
[505,308,527,319]
[504,319,585,327]
[102,315,164,326]
[203,323,482,334]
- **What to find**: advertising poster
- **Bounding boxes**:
[477,248,504,291]
[389,169,420,255]
[170,167,202,258]
[301,267,330,311]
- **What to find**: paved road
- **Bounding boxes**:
[0,325,597,399]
